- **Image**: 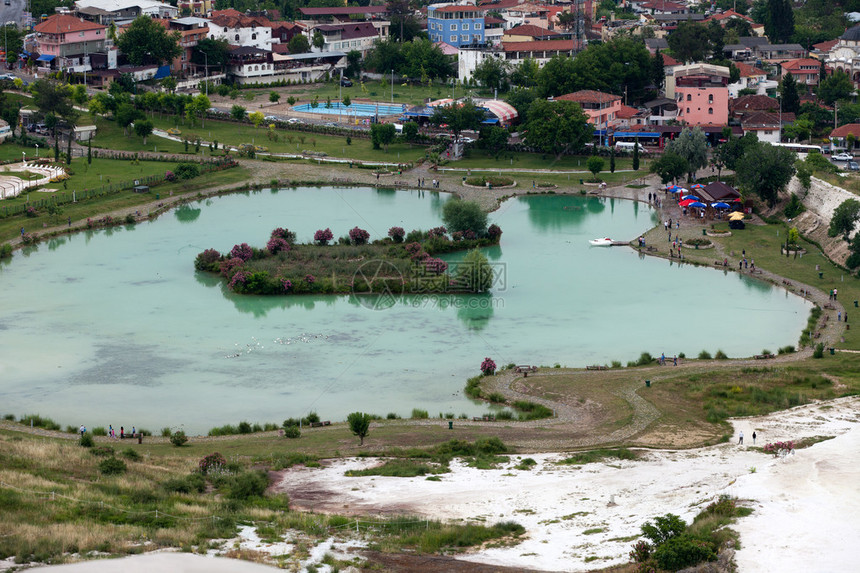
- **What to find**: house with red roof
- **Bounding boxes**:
[34,14,107,72]
[740,111,794,143]
[503,24,559,42]
[615,104,649,128]
[780,58,822,86]
[728,62,776,97]
[501,39,581,66]
[557,90,622,130]
[208,10,275,50]
[828,123,860,150]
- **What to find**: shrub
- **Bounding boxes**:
[388,226,405,243]
[652,535,717,571]
[266,237,290,254]
[163,473,206,494]
[79,434,94,448]
[314,228,334,245]
[627,352,654,367]
[629,540,652,563]
[238,421,253,434]
[714,349,728,360]
[442,199,488,235]
[641,513,686,546]
[199,452,227,474]
[349,226,370,245]
[487,224,503,241]
[91,427,107,436]
[121,448,141,461]
[90,445,114,457]
[229,243,253,262]
[813,343,824,358]
[270,227,296,242]
[174,163,200,180]
[226,471,268,500]
[411,408,429,419]
[283,425,301,438]
[0,244,11,259]
[480,357,497,375]
[170,431,188,447]
[98,457,127,475]
[698,350,712,360]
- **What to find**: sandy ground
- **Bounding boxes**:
[21,553,283,572]
[272,396,860,572]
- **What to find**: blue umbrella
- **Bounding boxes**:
[682,195,701,201]
[711,202,730,209]
[688,201,707,208]
[690,183,705,190]
[667,184,683,193]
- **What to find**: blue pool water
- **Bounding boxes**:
[292,102,408,117]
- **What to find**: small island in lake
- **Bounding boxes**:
[195,200,502,296]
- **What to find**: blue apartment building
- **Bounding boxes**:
[427,4,485,47]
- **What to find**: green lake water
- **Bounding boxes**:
[0,188,812,433]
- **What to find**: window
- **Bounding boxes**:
[450,23,458,31]
[708,107,713,115]
[686,107,690,113]
[475,22,482,29]
[708,94,713,103]
[686,94,691,101]
[235,34,239,41]
[461,34,468,41]
[252,33,256,40]
[449,35,456,43]
[463,23,470,30]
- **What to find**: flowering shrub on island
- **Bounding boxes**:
[198,452,226,475]
[229,270,250,289]
[451,231,464,242]
[267,237,290,254]
[219,257,245,278]
[488,224,503,241]
[305,274,316,285]
[481,357,497,375]
[194,248,221,271]
[230,243,253,262]
[388,226,405,243]
[463,230,477,240]
[428,226,448,239]
[281,279,293,292]
[411,250,429,262]
[314,228,334,245]
[763,441,795,456]
[424,257,448,275]
[271,227,296,242]
[349,226,370,245]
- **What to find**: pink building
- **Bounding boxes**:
[556,90,622,130]
[674,65,730,127]
[34,15,106,72]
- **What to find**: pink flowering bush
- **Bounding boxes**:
[164,170,176,182]
[314,228,334,245]
[463,230,477,240]
[194,248,221,271]
[229,270,250,289]
[230,243,253,262]
[281,279,293,292]
[451,231,464,242]
[25,206,38,218]
[428,226,448,239]
[305,274,316,285]
[270,227,296,242]
[481,357,497,375]
[349,226,370,245]
[267,237,290,254]
[198,452,226,474]
[219,257,245,278]
[487,224,503,241]
[405,242,422,255]
[424,257,448,275]
[763,441,795,456]
[388,226,405,243]
[411,250,429,262]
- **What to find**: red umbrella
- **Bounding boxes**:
[679,198,696,207]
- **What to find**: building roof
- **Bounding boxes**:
[734,62,766,77]
[316,22,378,39]
[430,4,482,13]
[638,0,686,10]
[505,24,559,38]
[35,14,106,34]
[501,39,576,52]
[434,41,458,56]
[503,2,549,13]
[738,36,769,47]
[731,94,779,112]
[706,9,753,23]
[813,39,838,52]
[615,105,643,119]
[645,38,668,50]
[829,123,860,138]
[740,111,782,128]
[209,9,272,28]
[662,53,680,66]
[702,181,740,202]
[299,6,387,16]
[172,16,210,25]
[484,16,505,25]
[651,13,703,21]
[557,90,622,104]
[841,24,860,42]
[780,58,821,71]
[75,0,175,12]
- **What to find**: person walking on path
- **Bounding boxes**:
[752,431,757,445]
[738,431,744,445]
[79,424,85,437]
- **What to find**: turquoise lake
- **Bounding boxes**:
[0,188,812,433]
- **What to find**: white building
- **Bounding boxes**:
[74,0,178,20]
[207,10,275,51]
[728,62,777,97]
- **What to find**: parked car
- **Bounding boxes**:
[340,78,353,87]
[848,161,860,171]
[287,118,303,124]
[833,152,854,161]
[264,115,279,122]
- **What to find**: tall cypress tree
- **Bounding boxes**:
[632,139,640,171]
[780,72,800,115]
[765,0,795,44]
[652,51,665,92]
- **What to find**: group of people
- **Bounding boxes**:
[78,424,136,439]
[647,192,662,208]
[658,353,678,366]
[738,430,757,445]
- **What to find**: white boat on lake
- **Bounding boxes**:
[589,237,613,246]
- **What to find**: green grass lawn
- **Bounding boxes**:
[90,116,192,155]
[453,148,649,172]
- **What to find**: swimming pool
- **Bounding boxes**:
[292,101,408,117]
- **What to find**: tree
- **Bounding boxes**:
[115,103,140,136]
[783,118,813,142]
[632,139,640,171]
[763,0,794,44]
[345,50,362,78]
[780,72,800,115]
[536,55,577,98]
[288,34,310,55]
[587,156,604,180]
[609,147,616,173]
[478,125,509,157]
[249,111,265,129]
[161,76,177,94]
[505,88,538,124]
[456,249,493,293]
[652,51,665,92]
[431,99,485,141]
[719,131,759,170]
[568,38,652,100]
[665,127,708,182]
[342,95,351,108]
[473,57,510,92]
[650,151,689,184]
[402,121,418,141]
[667,22,713,63]
[230,104,247,123]
[442,199,488,234]
[186,94,210,127]
[524,100,592,159]
[347,412,371,445]
[510,58,540,88]
[370,122,397,151]
[735,142,796,207]
[192,38,231,70]
[818,71,853,106]
[312,31,325,50]
[269,91,280,103]
[828,199,860,240]
[387,0,420,42]
[134,119,154,145]
[117,16,181,66]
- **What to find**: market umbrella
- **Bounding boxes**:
[667,185,683,193]
[711,202,730,209]
[679,198,696,207]
[690,183,705,189]
[682,195,701,201]
[729,212,745,221]
[688,201,707,208]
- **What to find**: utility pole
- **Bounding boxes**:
[204,51,208,97]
